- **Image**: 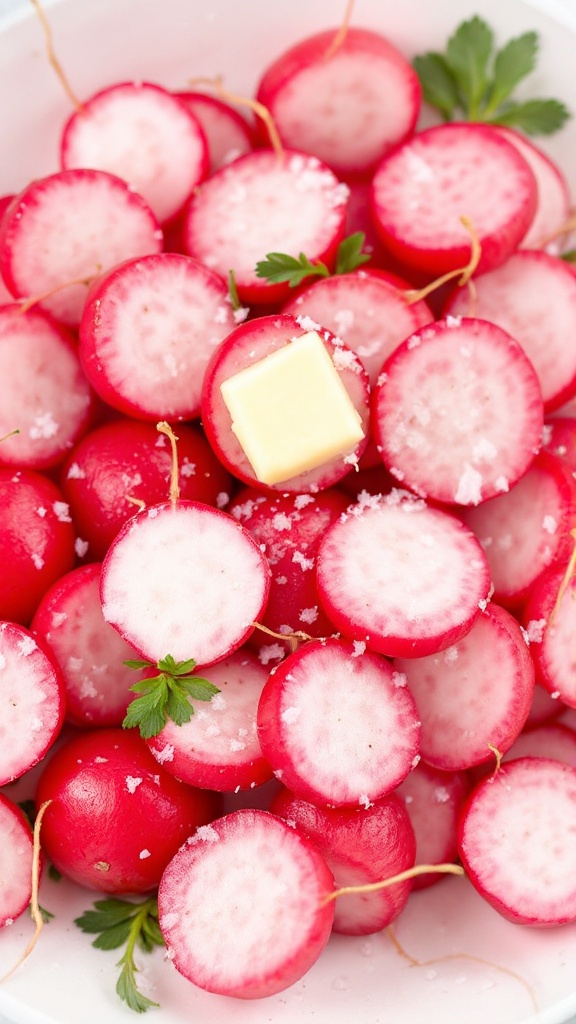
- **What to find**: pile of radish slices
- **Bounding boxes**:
[2,5,576,1014]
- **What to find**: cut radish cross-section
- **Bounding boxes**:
[0,793,34,928]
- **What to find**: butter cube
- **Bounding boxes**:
[220,331,365,486]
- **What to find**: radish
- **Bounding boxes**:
[0,621,65,785]
[316,490,492,658]
[61,82,208,224]
[254,27,421,177]
[0,793,34,927]
[256,637,421,807]
[157,808,335,997]
[396,762,469,890]
[458,757,576,925]
[542,415,576,472]
[0,169,162,327]
[522,563,576,709]
[525,681,564,728]
[175,91,254,173]
[35,727,219,893]
[372,316,544,506]
[78,253,236,421]
[502,721,576,767]
[371,123,537,277]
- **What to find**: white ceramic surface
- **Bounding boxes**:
[1,1,576,1023]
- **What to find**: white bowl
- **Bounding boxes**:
[1,1,576,1023]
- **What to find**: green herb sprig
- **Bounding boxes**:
[413,16,570,135]
[75,897,164,1013]
[255,230,371,289]
[123,654,219,740]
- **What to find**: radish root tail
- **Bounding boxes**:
[28,0,84,113]
[322,862,465,904]
[404,216,481,305]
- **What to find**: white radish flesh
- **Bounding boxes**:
[0,793,34,927]
[523,565,576,709]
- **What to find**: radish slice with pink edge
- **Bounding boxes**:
[0,169,162,328]
[0,305,95,470]
[0,194,15,303]
[522,563,576,709]
[254,27,420,178]
[543,416,576,472]
[396,762,469,891]
[61,82,208,224]
[525,681,564,728]
[316,491,492,658]
[100,500,270,666]
[372,316,543,506]
[146,646,273,792]
[270,786,416,935]
[502,722,576,768]
[79,253,236,421]
[256,637,421,807]
[200,313,370,493]
[158,808,334,998]
[394,603,535,771]
[175,91,254,173]
[182,149,349,306]
[0,621,65,785]
[458,757,576,926]
[281,267,433,386]
[0,793,34,927]
[371,122,537,277]
[462,451,576,609]
[445,252,576,413]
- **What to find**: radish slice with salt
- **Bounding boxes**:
[372,316,543,506]
[158,808,334,998]
[0,622,65,785]
[101,500,270,666]
[256,638,421,807]
[458,758,576,925]
[0,793,34,927]
[502,722,576,768]
[316,491,491,658]
[523,564,576,709]
[175,91,254,173]
[396,762,469,891]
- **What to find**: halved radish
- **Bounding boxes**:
[523,563,576,709]
[158,808,334,998]
[175,91,254,173]
[502,721,576,768]
[396,762,469,890]
[542,416,576,473]
[0,793,34,927]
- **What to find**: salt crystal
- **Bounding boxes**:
[216,491,229,508]
[359,794,373,809]
[17,635,37,656]
[181,459,196,477]
[29,411,59,439]
[392,671,407,688]
[36,506,47,517]
[125,776,143,793]
[292,551,314,571]
[259,644,285,665]
[66,462,86,479]
[272,512,292,531]
[294,494,315,510]
[75,537,89,558]
[352,640,366,657]
[275,575,288,585]
[152,744,174,764]
[52,501,72,522]
[230,738,246,752]
[191,824,219,843]
[454,465,483,505]
[524,618,547,643]
[542,515,557,534]
[31,552,44,570]
[139,849,151,859]
[434,786,450,804]
[299,606,318,624]
[211,693,227,711]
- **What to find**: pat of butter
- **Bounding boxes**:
[220,331,365,486]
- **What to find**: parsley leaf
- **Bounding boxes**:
[255,232,371,288]
[75,897,164,1014]
[446,16,493,119]
[412,52,460,119]
[122,655,219,739]
[335,232,371,275]
[486,31,538,113]
[490,98,571,135]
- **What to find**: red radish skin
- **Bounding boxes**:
[271,786,416,934]
[396,762,469,890]
[502,722,576,768]
[256,638,421,807]
[316,491,491,658]
[183,149,349,305]
[0,194,14,303]
[147,647,273,792]
[0,169,162,327]
[458,758,576,926]
[371,123,537,277]
[60,418,232,561]
[255,27,420,177]
[175,91,254,173]
[61,82,208,224]
[0,793,35,927]
[372,316,544,506]
[0,622,65,785]
[201,313,370,493]
[523,565,576,708]
[0,468,76,625]
[542,416,576,473]
[100,500,270,666]
[525,681,564,728]
[79,253,236,421]
[158,808,335,998]
[394,603,535,770]
[0,305,95,470]
[35,728,219,894]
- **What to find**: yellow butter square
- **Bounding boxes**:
[219,331,365,486]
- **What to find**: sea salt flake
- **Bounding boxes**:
[392,671,407,688]
[139,849,151,859]
[66,462,86,479]
[275,575,288,585]
[258,644,285,665]
[272,513,292,531]
[211,693,227,711]
[292,551,314,571]
[180,459,196,477]
[52,501,72,522]
[152,744,174,764]
[296,314,321,332]
[216,491,229,508]
[299,606,318,624]
[230,738,246,752]
[454,465,483,505]
[524,618,547,643]
[75,537,89,558]
[17,635,37,656]
[29,411,59,439]
[294,494,314,510]
[434,786,450,804]
[352,640,366,657]
[36,506,47,517]
[31,552,44,570]
[359,794,373,809]
[125,776,143,793]
[542,515,557,534]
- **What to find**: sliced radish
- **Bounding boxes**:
[158,808,334,998]
[183,149,349,305]
[201,313,369,492]
[271,786,416,934]
[396,762,469,891]
[445,252,576,412]
[175,91,254,173]
[372,316,543,505]
[542,416,576,472]
[0,621,65,785]
[523,564,576,709]
[79,253,236,420]
[281,268,433,386]
[100,500,270,666]
[255,27,420,177]
[502,721,576,767]
[0,169,162,327]
[458,758,576,925]
[317,491,491,658]
[256,637,421,807]
[394,603,535,770]
[371,123,537,277]
[61,82,208,224]
[0,793,34,927]
[462,451,576,608]
[146,647,273,792]
[525,681,564,728]
[0,304,95,470]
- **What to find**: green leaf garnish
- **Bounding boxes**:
[255,232,371,288]
[122,654,219,739]
[413,15,571,135]
[75,897,164,1013]
[335,232,371,275]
